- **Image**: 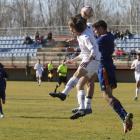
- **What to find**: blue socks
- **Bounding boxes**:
[0,105,3,114]
[110,98,127,121]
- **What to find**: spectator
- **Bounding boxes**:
[114,30,120,39]
[47,31,52,40]
[130,48,137,60]
[34,31,39,40]
[125,30,132,39]
[111,30,116,36]
[108,28,111,33]
[35,35,43,44]
[114,47,120,61]
[120,30,124,40]
[23,35,33,44]
[120,48,126,56]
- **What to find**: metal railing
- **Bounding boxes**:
[0,52,135,68]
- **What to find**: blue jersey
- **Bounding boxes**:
[0,69,8,91]
[96,32,114,67]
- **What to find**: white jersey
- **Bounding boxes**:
[86,23,95,37]
[34,63,44,73]
[77,30,100,61]
[131,59,140,74]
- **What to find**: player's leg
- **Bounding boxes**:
[99,67,133,133]
[0,91,5,118]
[85,73,97,112]
[36,72,39,84]
[38,72,42,86]
[70,75,89,119]
[134,80,140,101]
[54,76,62,93]
[49,67,87,101]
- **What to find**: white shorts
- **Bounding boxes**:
[79,59,99,79]
[36,71,42,77]
[135,72,140,81]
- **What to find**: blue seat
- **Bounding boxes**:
[23,44,27,48]
[14,36,18,40]
[129,44,134,47]
[22,49,25,52]
[134,39,138,42]
[26,49,29,52]
[134,43,139,47]
[7,37,10,40]
[3,37,6,40]
[129,39,134,43]
[8,53,12,57]
[21,36,24,40]
[116,44,121,47]
[18,45,22,48]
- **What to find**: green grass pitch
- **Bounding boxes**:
[0,81,140,140]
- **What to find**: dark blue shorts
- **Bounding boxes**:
[98,66,117,91]
[0,90,5,100]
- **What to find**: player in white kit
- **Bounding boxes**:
[131,51,140,100]
[34,59,44,86]
[66,14,98,117]
[49,17,101,119]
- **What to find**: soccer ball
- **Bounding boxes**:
[81,6,93,19]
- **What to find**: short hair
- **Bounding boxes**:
[93,20,107,31]
[67,17,85,33]
[38,59,40,61]
[75,14,87,25]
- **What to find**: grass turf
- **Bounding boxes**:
[0,81,140,140]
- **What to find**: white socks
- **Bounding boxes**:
[85,97,92,109]
[62,77,79,95]
[77,90,85,110]
[39,80,41,85]
[136,88,139,98]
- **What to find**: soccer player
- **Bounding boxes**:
[131,51,140,101]
[92,20,133,133]
[0,63,8,118]
[34,59,44,86]
[54,60,67,93]
[48,61,53,82]
[66,14,98,116]
[49,17,100,116]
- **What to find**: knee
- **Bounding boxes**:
[2,100,5,104]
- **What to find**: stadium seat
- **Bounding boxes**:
[130,44,134,47]
[116,44,121,47]
[134,39,138,42]
[134,44,139,47]
[21,36,24,40]
[125,44,130,47]
[26,49,29,52]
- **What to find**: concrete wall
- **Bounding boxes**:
[4,68,135,82]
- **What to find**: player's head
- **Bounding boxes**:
[37,59,40,63]
[92,20,107,37]
[67,17,85,35]
[75,14,87,29]
[50,60,52,64]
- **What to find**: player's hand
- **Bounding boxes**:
[66,47,75,52]
[66,60,73,64]
[80,61,89,68]
[5,78,8,81]
[66,38,76,43]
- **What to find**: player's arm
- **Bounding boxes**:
[57,69,66,74]
[66,38,78,45]
[66,47,81,52]
[66,56,81,64]
[34,64,37,70]
[131,61,136,70]
[3,71,8,81]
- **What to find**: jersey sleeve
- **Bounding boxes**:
[3,70,8,78]
[84,36,98,57]
[58,65,61,71]
[131,60,136,67]
[34,64,37,70]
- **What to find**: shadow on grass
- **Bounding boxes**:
[19,116,69,119]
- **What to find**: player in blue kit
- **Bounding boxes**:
[92,20,133,133]
[0,63,8,118]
